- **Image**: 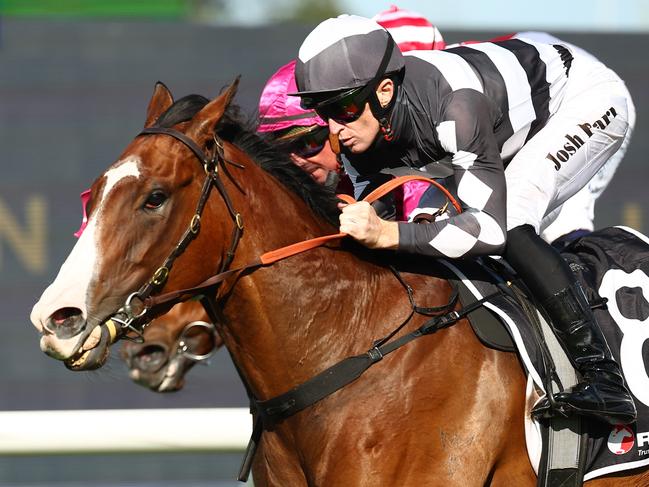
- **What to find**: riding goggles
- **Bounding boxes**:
[285,125,330,158]
[312,85,372,124]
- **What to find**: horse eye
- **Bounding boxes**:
[144,191,168,210]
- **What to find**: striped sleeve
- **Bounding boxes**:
[398,89,507,258]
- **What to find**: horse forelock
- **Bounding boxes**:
[155,94,209,129]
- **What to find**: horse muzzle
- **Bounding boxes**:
[123,340,190,392]
[39,319,120,371]
[63,323,117,371]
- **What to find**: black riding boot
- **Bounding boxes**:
[532,282,637,425]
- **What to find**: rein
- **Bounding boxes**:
[140,173,461,311]
[104,123,463,340]
[102,120,461,342]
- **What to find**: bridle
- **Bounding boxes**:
[175,320,220,362]
[105,125,246,343]
[101,123,464,348]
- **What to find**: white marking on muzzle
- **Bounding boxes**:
[31,218,99,333]
[30,158,141,337]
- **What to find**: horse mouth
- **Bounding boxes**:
[129,355,190,392]
[157,357,192,391]
[63,324,112,371]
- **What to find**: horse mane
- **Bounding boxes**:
[154,94,340,226]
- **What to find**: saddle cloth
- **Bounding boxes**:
[441,226,649,481]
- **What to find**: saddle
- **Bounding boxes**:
[446,226,649,484]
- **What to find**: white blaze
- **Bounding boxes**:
[101,159,141,202]
[30,158,141,337]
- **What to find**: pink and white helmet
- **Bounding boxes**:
[257,59,326,133]
[373,5,445,52]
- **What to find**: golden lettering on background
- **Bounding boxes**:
[0,196,47,274]
[622,203,643,233]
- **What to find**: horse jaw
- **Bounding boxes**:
[63,324,112,371]
[122,333,198,392]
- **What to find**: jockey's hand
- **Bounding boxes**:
[338,201,399,249]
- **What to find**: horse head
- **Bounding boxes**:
[121,300,221,392]
[30,79,240,370]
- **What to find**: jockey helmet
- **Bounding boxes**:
[292,15,404,108]
[257,59,326,133]
[373,5,446,51]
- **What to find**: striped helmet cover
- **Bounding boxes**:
[293,14,405,97]
[373,5,446,52]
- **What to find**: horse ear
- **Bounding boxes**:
[187,76,240,143]
[144,81,174,128]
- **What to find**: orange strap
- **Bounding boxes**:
[260,233,347,265]
[146,175,461,310]
[337,193,356,204]
[259,175,460,265]
[362,175,462,214]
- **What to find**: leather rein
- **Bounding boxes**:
[102,125,463,344]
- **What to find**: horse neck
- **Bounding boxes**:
[221,249,413,399]
[215,156,445,400]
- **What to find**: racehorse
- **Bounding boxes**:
[30,80,648,486]
[121,300,220,392]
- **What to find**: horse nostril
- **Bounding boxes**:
[51,307,82,324]
[134,344,169,372]
[47,307,85,339]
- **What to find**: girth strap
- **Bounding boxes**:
[236,287,501,482]
[255,289,501,423]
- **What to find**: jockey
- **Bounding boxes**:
[257,59,446,220]
[447,30,636,249]
[374,5,634,249]
[291,14,636,425]
[257,60,450,220]
[257,59,341,187]
[256,7,453,220]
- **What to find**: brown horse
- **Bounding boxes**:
[30,80,648,486]
[121,300,220,392]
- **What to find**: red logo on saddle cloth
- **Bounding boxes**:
[607,425,635,455]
